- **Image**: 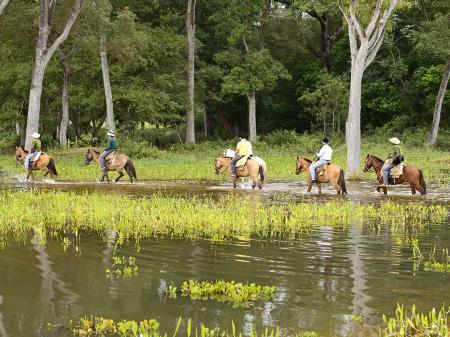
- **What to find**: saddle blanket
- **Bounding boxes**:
[237,155,265,170]
[106,151,119,162]
[382,162,405,178]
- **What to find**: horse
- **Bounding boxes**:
[15,146,58,181]
[295,157,347,194]
[85,148,137,183]
[214,156,268,189]
[363,154,426,195]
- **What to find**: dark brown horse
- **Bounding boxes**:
[363,154,426,195]
[15,146,58,181]
[85,148,137,183]
[295,157,347,194]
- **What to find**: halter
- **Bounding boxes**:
[215,158,229,174]
[365,156,383,172]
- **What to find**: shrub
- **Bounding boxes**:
[122,141,163,159]
[264,130,300,145]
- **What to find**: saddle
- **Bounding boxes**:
[106,151,119,164]
[316,162,330,177]
[382,162,404,179]
[236,155,250,170]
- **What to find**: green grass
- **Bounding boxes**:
[1,137,448,184]
[0,190,446,246]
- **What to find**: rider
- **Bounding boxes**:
[309,137,332,184]
[230,134,252,178]
[380,137,403,187]
[99,130,117,175]
[24,132,42,170]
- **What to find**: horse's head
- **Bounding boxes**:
[85,148,93,165]
[363,154,373,172]
[214,157,229,175]
[295,156,307,175]
[15,146,27,162]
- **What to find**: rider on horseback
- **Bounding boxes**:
[309,137,332,184]
[24,133,42,170]
[99,130,117,175]
[380,137,404,188]
[230,134,253,178]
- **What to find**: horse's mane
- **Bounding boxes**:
[18,146,29,153]
[89,148,101,155]
[368,154,384,163]
[300,157,312,163]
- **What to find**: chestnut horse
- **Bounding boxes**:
[363,154,426,195]
[214,156,268,189]
[85,148,137,183]
[295,157,347,194]
[15,146,58,181]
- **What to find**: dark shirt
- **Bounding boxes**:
[105,137,117,151]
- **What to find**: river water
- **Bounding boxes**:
[0,178,448,337]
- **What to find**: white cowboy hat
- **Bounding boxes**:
[31,132,40,139]
[389,137,400,145]
[107,130,115,137]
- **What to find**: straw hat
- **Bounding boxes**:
[31,132,40,139]
[389,137,400,145]
[107,130,115,137]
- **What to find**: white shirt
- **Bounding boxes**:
[317,144,332,161]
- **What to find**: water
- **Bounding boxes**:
[0,177,449,337]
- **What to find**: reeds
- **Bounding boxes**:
[379,303,449,336]
[0,191,446,246]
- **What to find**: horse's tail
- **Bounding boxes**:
[418,170,427,195]
[125,159,137,180]
[47,158,58,176]
[259,161,268,184]
[338,169,347,195]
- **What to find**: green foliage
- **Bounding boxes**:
[379,304,449,337]
[174,280,276,307]
[105,256,138,278]
[264,130,301,145]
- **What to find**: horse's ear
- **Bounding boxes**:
[296,155,299,160]
[366,154,369,158]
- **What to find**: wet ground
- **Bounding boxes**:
[0,175,448,337]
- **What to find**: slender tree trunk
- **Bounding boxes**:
[24,0,86,150]
[247,89,256,141]
[428,59,450,146]
[203,105,212,138]
[185,0,196,144]
[0,0,9,16]
[59,50,71,147]
[100,34,115,132]
[346,50,366,176]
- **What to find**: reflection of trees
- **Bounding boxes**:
[103,229,119,298]
[32,228,79,332]
[0,294,9,337]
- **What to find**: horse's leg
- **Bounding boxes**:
[233,177,237,189]
[115,171,124,182]
[317,183,322,194]
[331,180,341,194]
[383,186,387,195]
[307,182,312,193]
[252,172,259,189]
[409,183,416,195]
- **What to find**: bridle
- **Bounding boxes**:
[215,158,229,174]
[364,156,383,172]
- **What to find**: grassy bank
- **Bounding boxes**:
[0,136,448,184]
[0,191,446,245]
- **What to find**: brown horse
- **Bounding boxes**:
[15,146,58,181]
[214,156,268,189]
[295,157,347,194]
[85,148,137,183]
[363,154,426,195]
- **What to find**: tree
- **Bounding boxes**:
[339,0,398,176]
[0,0,9,16]
[294,0,343,70]
[24,0,87,150]
[58,48,73,147]
[100,33,115,132]
[185,0,196,143]
[415,12,450,146]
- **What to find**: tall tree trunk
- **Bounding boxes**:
[24,0,86,150]
[428,59,450,146]
[203,105,212,138]
[247,89,256,141]
[0,0,9,16]
[346,50,366,176]
[185,0,196,144]
[100,34,115,132]
[59,50,71,147]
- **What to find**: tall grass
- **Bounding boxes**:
[0,191,446,246]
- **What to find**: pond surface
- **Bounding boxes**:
[0,177,449,337]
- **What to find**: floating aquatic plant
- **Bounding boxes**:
[165,280,276,307]
[379,303,449,337]
[70,317,316,337]
[106,256,138,278]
